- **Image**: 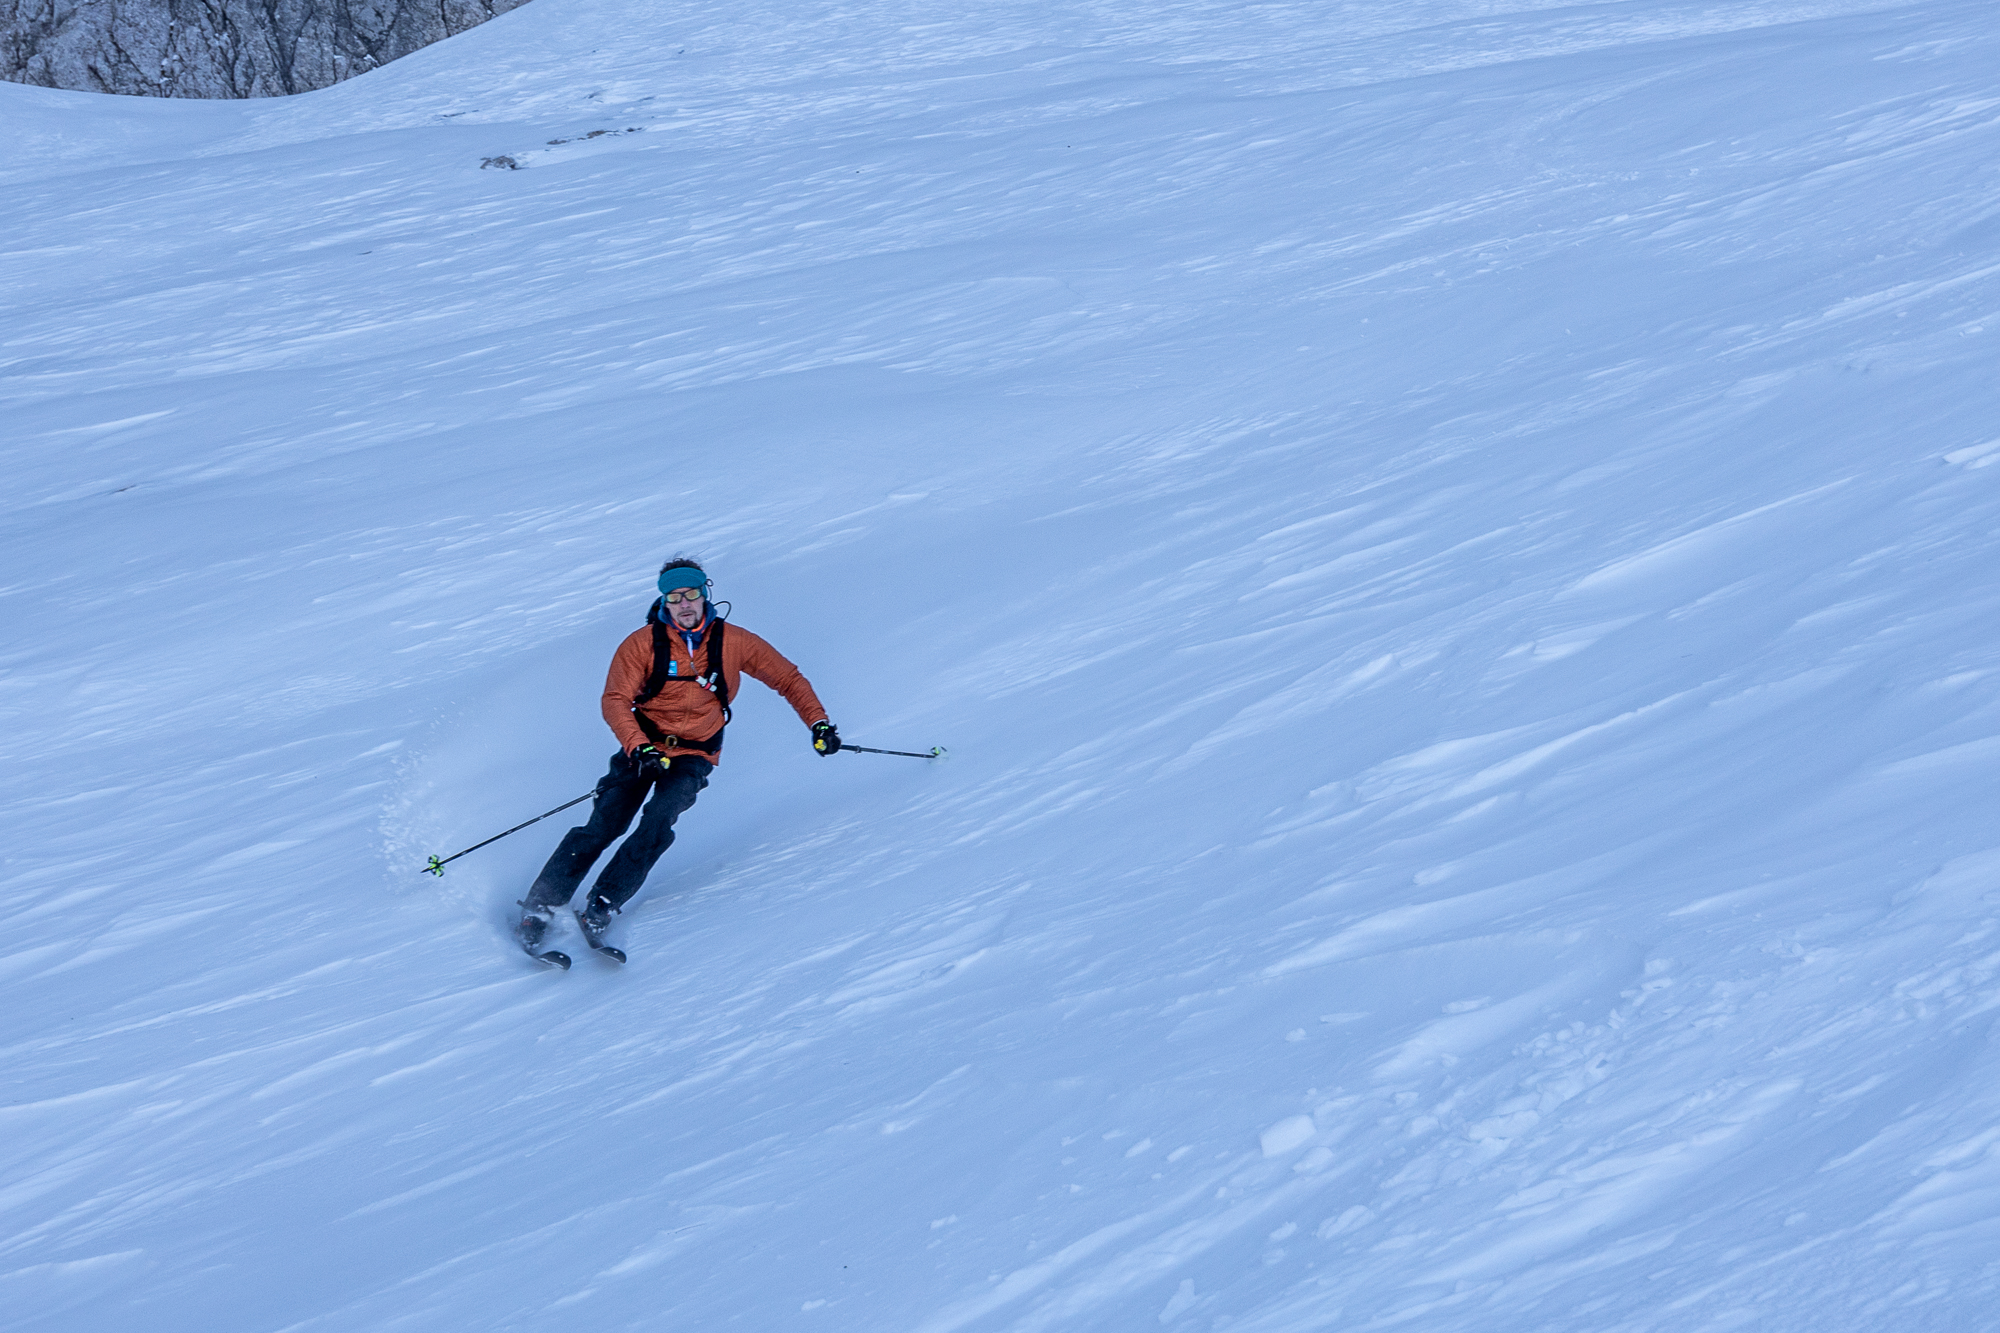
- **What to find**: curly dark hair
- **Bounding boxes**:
[658,554,706,576]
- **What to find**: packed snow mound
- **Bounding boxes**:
[4,1,1999,1330]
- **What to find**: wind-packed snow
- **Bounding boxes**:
[5,0,1999,1328]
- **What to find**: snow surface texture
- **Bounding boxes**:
[4,0,1999,1329]
[1,0,531,98]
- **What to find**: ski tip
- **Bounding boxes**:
[535,950,572,970]
[597,946,627,964]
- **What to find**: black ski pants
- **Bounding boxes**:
[523,750,712,914]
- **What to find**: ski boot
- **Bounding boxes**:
[575,892,626,964]
[515,903,570,969]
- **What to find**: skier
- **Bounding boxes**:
[515,557,840,963]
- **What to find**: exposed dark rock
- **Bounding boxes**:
[2,0,534,98]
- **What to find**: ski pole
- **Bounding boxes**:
[423,790,595,876]
[843,744,947,759]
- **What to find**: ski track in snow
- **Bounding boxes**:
[4,0,2000,1329]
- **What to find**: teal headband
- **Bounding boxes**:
[658,567,707,596]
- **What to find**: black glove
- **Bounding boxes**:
[811,721,842,756]
[632,743,672,775]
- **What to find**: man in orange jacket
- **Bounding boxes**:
[516,557,839,961]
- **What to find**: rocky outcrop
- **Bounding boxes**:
[2,0,532,98]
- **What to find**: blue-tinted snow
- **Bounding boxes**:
[4,0,1999,1329]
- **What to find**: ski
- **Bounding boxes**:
[525,945,573,969]
[576,910,626,964]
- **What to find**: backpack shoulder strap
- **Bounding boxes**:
[706,620,730,719]
[631,621,676,708]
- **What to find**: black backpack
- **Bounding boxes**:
[628,602,729,754]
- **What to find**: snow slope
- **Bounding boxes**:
[5,0,2000,1328]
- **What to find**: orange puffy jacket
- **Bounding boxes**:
[600,616,827,763]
